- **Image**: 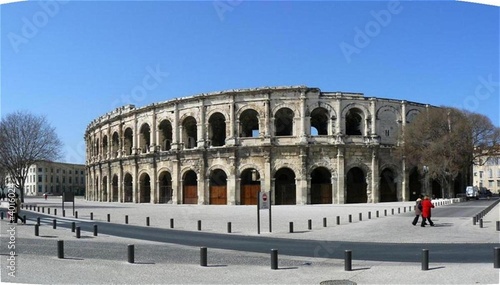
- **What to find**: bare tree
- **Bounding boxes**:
[0,111,63,202]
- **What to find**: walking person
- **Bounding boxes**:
[412,197,423,226]
[420,195,435,227]
[13,194,25,224]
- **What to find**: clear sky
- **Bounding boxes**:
[1,0,499,164]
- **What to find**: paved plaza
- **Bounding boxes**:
[1,197,499,284]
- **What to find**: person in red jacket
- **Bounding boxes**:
[420,195,435,227]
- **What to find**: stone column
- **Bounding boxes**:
[172,158,180,204]
[152,110,157,152]
[371,148,379,203]
[172,103,180,150]
[336,147,345,204]
[227,155,237,205]
[227,96,236,146]
[401,156,408,201]
[197,102,206,149]
[299,93,308,144]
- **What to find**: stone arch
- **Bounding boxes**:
[310,107,329,136]
[111,131,120,158]
[376,106,401,144]
[138,171,151,203]
[139,123,151,153]
[158,170,173,204]
[239,108,260,138]
[182,116,197,149]
[274,167,296,205]
[240,167,261,205]
[345,165,368,203]
[102,176,108,201]
[182,169,198,204]
[274,107,295,136]
[208,112,226,147]
[158,119,173,151]
[341,104,371,135]
[209,168,227,205]
[379,167,398,202]
[102,135,108,158]
[406,109,421,124]
[123,127,133,155]
[310,167,332,204]
[123,172,133,202]
[112,174,119,202]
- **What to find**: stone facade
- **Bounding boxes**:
[85,86,429,205]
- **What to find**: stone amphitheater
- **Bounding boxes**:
[84,86,429,205]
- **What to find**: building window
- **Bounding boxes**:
[38,175,42,183]
[38,185,42,192]
[479,171,483,179]
[497,180,500,187]
[489,169,493,178]
[488,180,494,188]
[38,168,42,172]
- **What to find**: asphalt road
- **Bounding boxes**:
[15,199,500,264]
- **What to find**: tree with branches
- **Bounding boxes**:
[0,111,63,202]
[401,107,500,198]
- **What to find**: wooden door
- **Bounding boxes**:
[183,186,198,204]
[241,185,260,205]
[209,186,227,205]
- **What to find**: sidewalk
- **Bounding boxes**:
[0,197,499,284]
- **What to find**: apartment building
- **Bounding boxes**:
[473,156,500,194]
[4,160,86,197]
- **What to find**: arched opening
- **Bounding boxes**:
[102,176,108,202]
[183,170,198,204]
[311,167,332,204]
[139,124,151,153]
[379,169,397,202]
[158,171,172,204]
[95,138,100,156]
[209,169,227,205]
[274,168,296,205]
[408,167,421,201]
[112,132,120,158]
[310,107,329,136]
[346,167,367,203]
[275,108,294,136]
[139,173,151,203]
[158,120,173,151]
[112,174,119,202]
[208,113,226,147]
[102,136,108,158]
[378,109,398,144]
[124,128,133,155]
[94,177,99,201]
[182,117,197,149]
[124,173,133,202]
[239,109,259,138]
[345,108,363,136]
[240,168,261,205]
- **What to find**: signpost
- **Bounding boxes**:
[62,192,75,216]
[257,191,272,234]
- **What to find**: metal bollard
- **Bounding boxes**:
[392,209,395,215]
[53,219,57,229]
[348,215,352,223]
[480,219,483,228]
[376,210,379,218]
[125,215,128,224]
[344,250,352,271]
[35,224,39,236]
[76,227,81,238]
[198,220,202,231]
[57,240,64,259]
[71,222,75,232]
[398,208,400,214]
[93,224,98,236]
[271,249,278,270]
[63,210,65,217]
[90,212,93,220]
[146,217,150,226]
[289,222,294,233]
[359,213,362,221]
[404,207,406,213]
[75,211,78,219]
[227,222,232,233]
[336,216,340,225]
[170,218,174,229]
[384,209,387,216]
[200,247,207,267]
[496,221,500,231]
[23,215,26,223]
[422,249,429,271]
[37,217,40,226]
[1,212,3,219]
[473,216,477,225]
[48,208,50,215]
[323,217,327,227]
[308,219,312,230]
[107,214,110,222]
[368,212,371,219]
[54,209,57,216]
[494,247,500,269]
[42,207,44,213]
[128,244,134,263]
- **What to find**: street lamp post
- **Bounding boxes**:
[423,166,429,197]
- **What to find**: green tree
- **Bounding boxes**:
[0,111,63,202]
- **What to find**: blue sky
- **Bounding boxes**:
[1,0,499,164]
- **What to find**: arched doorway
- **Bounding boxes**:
[311,167,332,204]
[183,170,198,204]
[158,171,172,204]
[379,169,397,202]
[102,176,108,202]
[274,168,296,205]
[240,169,261,205]
[346,167,367,203]
[124,173,133,202]
[209,169,227,205]
[408,167,421,201]
[112,175,118,202]
[139,173,151,203]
